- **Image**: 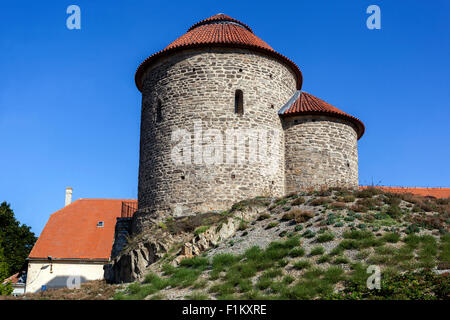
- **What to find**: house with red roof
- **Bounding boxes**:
[25,189,136,293]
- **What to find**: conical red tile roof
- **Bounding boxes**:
[135,14,302,91]
[279,91,365,139]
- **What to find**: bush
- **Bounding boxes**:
[257,213,270,221]
[289,247,306,257]
[292,197,306,205]
[340,195,356,203]
[266,221,279,229]
[329,269,449,300]
[302,229,316,239]
[333,256,349,265]
[293,259,311,270]
[238,221,248,231]
[318,255,331,264]
[309,197,330,206]
[387,205,402,219]
[194,226,210,236]
[330,202,347,210]
[317,232,335,243]
[382,232,401,243]
[310,246,325,256]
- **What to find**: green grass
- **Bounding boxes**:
[194,225,210,236]
[382,232,401,243]
[293,259,311,270]
[317,232,335,243]
[185,292,210,300]
[310,246,325,256]
[289,247,305,257]
[318,255,331,264]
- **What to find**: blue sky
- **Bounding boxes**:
[1,0,449,235]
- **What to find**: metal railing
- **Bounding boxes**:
[121,201,138,218]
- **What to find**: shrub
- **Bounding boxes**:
[351,204,369,213]
[212,253,239,272]
[355,188,383,198]
[330,202,347,210]
[317,232,335,243]
[333,256,349,264]
[238,221,248,231]
[284,208,315,223]
[318,255,331,264]
[281,212,295,221]
[385,196,401,206]
[257,213,270,220]
[324,266,345,283]
[294,225,304,232]
[302,229,316,239]
[194,226,210,236]
[340,195,356,203]
[382,232,401,243]
[309,197,330,206]
[310,246,325,256]
[266,221,279,229]
[387,205,402,219]
[292,197,306,205]
[339,239,360,250]
[293,259,311,270]
[289,247,306,257]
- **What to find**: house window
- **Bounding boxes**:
[97,221,104,227]
[234,90,243,115]
[156,99,163,122]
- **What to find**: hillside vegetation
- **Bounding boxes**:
[113,188,449,300]
[12,188,448,300]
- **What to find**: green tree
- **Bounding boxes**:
[0,202,37,276]
[0,238,13,296]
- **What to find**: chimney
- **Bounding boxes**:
[65,187,73,206]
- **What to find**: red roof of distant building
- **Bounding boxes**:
[360,186,450,199]
[2,273,20,285]
[135,14,303,91]
[279,91,365,139]
[28,199,137,261]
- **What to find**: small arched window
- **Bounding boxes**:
[234,89,243,115]
[156,99,162,122]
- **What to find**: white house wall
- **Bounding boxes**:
[25,260,106,293]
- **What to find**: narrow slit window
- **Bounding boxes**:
[234,90,243,115]
[156,100,163,122]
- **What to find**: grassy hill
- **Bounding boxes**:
[112,187,449,300]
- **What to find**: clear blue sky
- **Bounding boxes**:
[1,0,449,236]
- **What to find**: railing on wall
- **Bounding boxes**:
[121,201,138,218]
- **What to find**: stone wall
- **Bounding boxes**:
[137,48,297,225]
[283,115,359,192]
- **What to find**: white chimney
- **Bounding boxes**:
[65,187,73,206]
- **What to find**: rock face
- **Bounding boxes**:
[104,204,265,283]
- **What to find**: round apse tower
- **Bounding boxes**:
[134,14,303,222]
[279,91,365,193]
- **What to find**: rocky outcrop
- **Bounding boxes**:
[104,204,266,283]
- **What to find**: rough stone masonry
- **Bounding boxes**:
[132,14,365,232]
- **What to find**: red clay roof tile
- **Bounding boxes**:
[135,14,302,91]
[28,199,137,261]
[360,186,450,199]
[280,91,365,139]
